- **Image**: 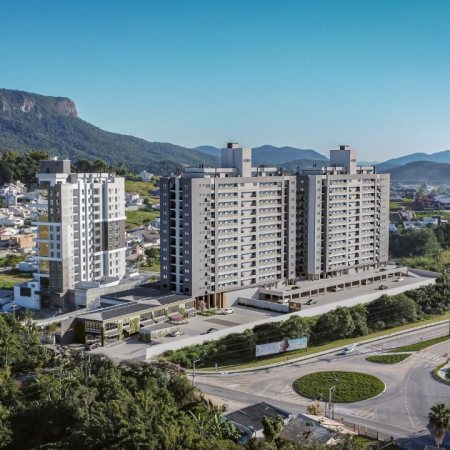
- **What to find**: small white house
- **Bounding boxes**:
[139,171,153,182]
[14,278,41,309]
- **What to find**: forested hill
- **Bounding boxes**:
[0,89,217,174]
[381,161,450,184]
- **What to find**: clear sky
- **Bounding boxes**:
[1,0,450,160]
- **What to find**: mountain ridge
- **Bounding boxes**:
[1,88,450,183]
[0,88,217,174]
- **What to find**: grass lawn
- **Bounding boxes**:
[140,261,161,272]
[125,179,160,205]
[388,335,450,353]
[198,312,450,371]
[366,353,411,364]
[125,209,160,229]
[389,198,414,211]
[0,270,33,290]
[293,371,385,403]
[415,210,450,221]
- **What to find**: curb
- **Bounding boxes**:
[194,318,450,375]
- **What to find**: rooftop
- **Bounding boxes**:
[78,284,192,322]
[225,402,291,432]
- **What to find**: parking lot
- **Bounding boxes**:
[92,305,281,361]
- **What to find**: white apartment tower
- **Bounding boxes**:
[297,146,390,280]
[160,143,297,306]
[35,159,126,308]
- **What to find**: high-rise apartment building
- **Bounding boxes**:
[296,146,389,280]
[34,159,126,308]
[160,143,297,305]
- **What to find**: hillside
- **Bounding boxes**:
[194,144,327,165]
[0,89,217,174]
[377,150,450,172]
[381,161,450,184]
[280,158,329,173]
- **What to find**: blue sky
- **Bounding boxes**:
[1,0,450,160]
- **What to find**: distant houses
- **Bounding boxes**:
[139,170,153,181]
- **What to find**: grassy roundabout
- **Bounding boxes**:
[293,371,385,403]
[366,353,411,364]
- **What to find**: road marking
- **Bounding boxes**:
[404,366,417,430]
[357,408,378,420]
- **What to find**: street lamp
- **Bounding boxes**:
[192,359,203,386]
[328,375,339,420]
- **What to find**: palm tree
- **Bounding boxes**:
[428,403,450,448]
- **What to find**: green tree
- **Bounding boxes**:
[311,307,355,344]
[253,323,283,345]
[280,316,310,340]
[427,403,450,448]
[261,415,284,443]
[0,403,12,448]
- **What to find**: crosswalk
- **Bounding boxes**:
[412,350,446,363]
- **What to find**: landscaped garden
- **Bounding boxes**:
[388,335,450,353]
[366,353,411,364]
[293,371,385,403]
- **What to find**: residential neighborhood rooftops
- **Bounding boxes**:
[225,402,291,434]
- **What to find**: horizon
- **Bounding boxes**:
[2,1,450,160]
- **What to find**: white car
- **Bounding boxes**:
[395,277,404,282]
[340,345,356,355]
[222,308,234,314]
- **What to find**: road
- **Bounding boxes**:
[196,323,450,450]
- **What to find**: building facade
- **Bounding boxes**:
[160,143,297,304]
[297,146,390,280]
[34,159,126,308]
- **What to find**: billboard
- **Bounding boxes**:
[255,337,308,358]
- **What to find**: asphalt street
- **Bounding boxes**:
[196,323,450,450]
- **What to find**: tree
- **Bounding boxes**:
[280,316,310,340]
[427,403,450,448]
[253,323,283,345]
[349,305,369,337]
[261,415,284,443]
[390,228,441,259]
[0,403,12,448]
[311,307,355,344]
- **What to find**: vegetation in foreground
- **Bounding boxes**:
[293,371,385,403]
[365,354,411,364]
[0,315,375,450]
[427,403,450,448]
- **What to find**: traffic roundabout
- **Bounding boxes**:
[293,370,385,403]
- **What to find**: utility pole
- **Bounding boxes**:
[192,359,201,386]
[328,375,339,420]
[328,385,336,419]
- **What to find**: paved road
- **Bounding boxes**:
[196,323,450,450]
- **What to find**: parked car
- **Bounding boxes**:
[201,328,218,335]
[379,285,388,290]
[221,308,234,314]
[395,277,404,282]
[166,330,184,337]
[331,286,342,292]
[167,330,182,337]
